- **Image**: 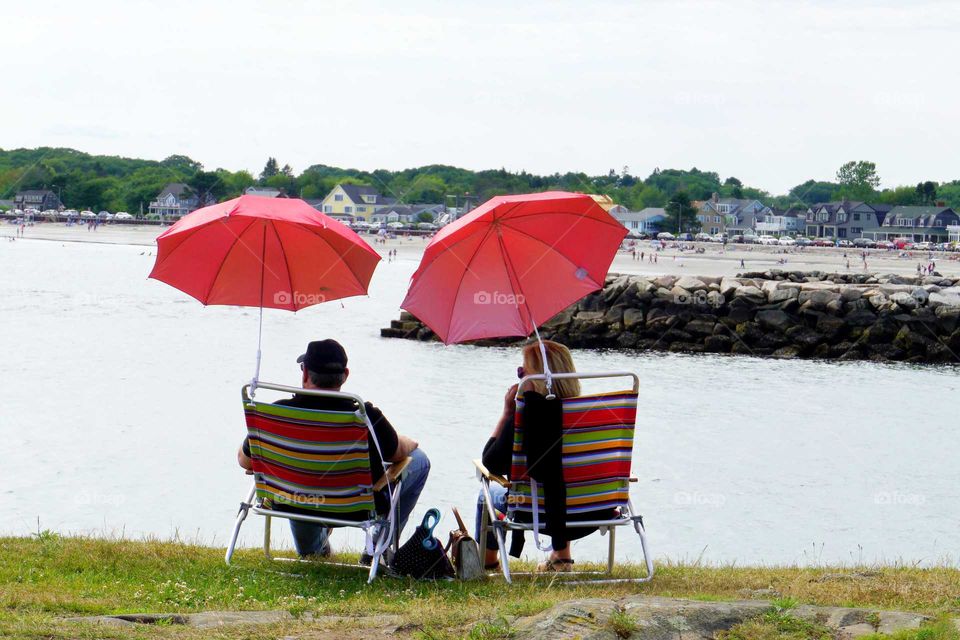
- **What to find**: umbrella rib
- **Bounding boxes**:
[507,208,626,230]
[299,225,368,295]
[204,217,259,303]
[413,222,490,281]
[497,219,602,287]
[444,224,498,342]
[270,221,298,312]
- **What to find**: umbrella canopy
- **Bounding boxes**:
[401,191,627,344]
[149,195,380,310]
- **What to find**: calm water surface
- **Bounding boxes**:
[1,239,956,565]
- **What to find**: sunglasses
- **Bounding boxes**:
[517,366,525,379]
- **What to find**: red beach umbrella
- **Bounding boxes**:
[400,191,626,345]
[149,194,380,310]
[149,194,381,387]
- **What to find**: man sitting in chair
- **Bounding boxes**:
[237,339,429,560]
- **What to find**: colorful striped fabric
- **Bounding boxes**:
[509,390,637,516]
[244,400,376,516]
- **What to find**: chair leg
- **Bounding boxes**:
[263,515,272,561]
[225,485,255,565]
[628,499,654,582]
[479,479,512,583]
[606,526,616,574]
[367,527,388,584]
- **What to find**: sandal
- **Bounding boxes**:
[484,561,502,572]
[536,558,574,572]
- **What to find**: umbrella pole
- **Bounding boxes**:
[251,225,267,399]
[530,323,554,399]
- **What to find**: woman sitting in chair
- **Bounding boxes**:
[476,339,586,572]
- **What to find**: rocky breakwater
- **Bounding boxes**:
[381,271,960,363]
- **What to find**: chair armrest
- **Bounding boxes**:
[473,458,510,488]
[373,456,412,492]
[629,476,639,483]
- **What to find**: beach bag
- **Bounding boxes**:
[445,507,484,580]
[391,508,454,579]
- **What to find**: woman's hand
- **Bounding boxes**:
[502,383,519,419]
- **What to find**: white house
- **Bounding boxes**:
[612,207,666,236]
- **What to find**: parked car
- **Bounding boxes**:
[656,232,676,240]
[914,241,932,251]
[417,222,438,230]
[777,237,796,246]
[837,239,853,247]
[677,232,694,241]
[730,234,745,243]
[876,240,895,249]
[794,237,812,246]
[98,211,113,220]
[694,232,713,242]
[811,238,833,247]
[852,238,876,248]
[80,210,96,219]
[757,236,779,245]
[114,211,133,220]
[711,233,726,243]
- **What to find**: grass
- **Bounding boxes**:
[1,534,959,639]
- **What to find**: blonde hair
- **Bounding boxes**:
[521,340,580,398]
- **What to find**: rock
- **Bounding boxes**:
[685,319,717,336]
[623,308,644,330]
[767,286,799,304]
[844,309,878,327]
[817,315,847,338]
[653,275,677,290]
[720,278,741,297]
[929,291,960,308]
[543,307,575,329]
[704,334,733,352]
[675,276,708,291]
[890,292,919,310]
[670,286,694,305]
[840,287,864,302]
[773,345,802,358]
[756,309,795,333]
[911,287,930,304]
[867,292,889,310]
[734,285,765,302]
[706,290,725,308]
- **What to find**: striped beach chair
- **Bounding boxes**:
[475,372,653,584]
[225,382,409,583]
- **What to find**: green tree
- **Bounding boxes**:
[788,179,838,205]
[662,191,700,233]
[915,181,937,205]
[835,161,880,200]
[260,157,280,183]
[188,170,225,206]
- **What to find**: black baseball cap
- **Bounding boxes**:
[297,339,348,373]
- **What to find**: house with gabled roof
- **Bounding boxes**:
[804,201,889,239]
[14,189,61,211]
[320,184,396,221]
[870,206,960,242]
[699,194,771,236]
[147,183,214,219]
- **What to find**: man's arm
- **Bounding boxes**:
[238,440,253,474]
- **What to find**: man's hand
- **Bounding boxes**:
[390,434,419,462]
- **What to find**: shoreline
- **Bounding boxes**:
[5,221,960,279]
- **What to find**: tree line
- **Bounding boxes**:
[2,148,958,215]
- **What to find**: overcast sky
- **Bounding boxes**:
[3,0,958,194]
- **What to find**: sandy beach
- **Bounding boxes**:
[6,221,959,279]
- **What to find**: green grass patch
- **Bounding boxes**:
[1,535,959,639]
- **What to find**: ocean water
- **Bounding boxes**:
[1,238,956,566]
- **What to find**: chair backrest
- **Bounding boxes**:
[244,394,376,519]
[509,387,638,517]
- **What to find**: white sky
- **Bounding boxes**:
[3,0,958,194]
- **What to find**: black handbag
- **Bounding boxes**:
[390,508,454,579]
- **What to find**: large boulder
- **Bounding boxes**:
[889,291,919,310]
[675,276,708,291]
[756,309,795,333]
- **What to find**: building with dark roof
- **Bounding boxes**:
[319,184,397,221]
[14,189,61,211]
[804,202,891,239]
[870,206,959,242]
[147,183,213,219]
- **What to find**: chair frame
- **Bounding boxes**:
[224,381,409,583]
[475,371,654,584]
